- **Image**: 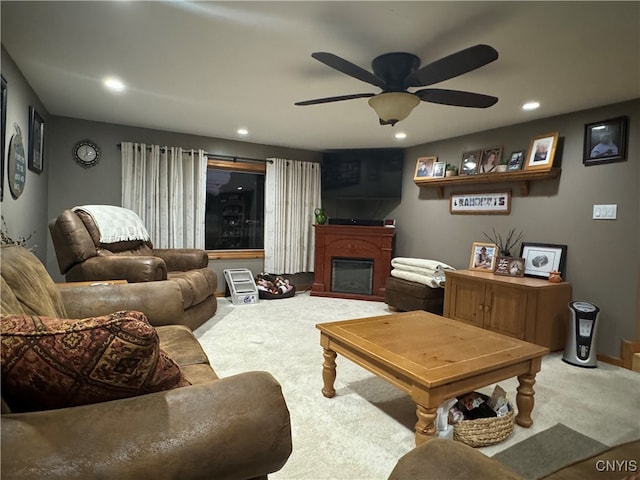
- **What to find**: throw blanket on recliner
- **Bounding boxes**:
[72,205,150,243]
[390,257,455,288]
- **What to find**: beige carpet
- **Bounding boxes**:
[194,292,640,480]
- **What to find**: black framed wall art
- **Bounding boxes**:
[1,75,7,201]
[583,116,628,166]
[28,106,44,173]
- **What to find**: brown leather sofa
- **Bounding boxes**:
[49,208,217,330]
[388,437,640,480]
[1,245,292,480]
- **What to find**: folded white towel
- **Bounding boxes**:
[391,257,455,272]
[391,269,445,288]
[73,205,150,243]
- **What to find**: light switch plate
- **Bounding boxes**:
[593,204,617,220]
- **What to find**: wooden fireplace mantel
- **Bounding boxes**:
[311,224,395,301]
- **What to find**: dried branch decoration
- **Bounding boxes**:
[483,227,523,257]
[1,216,36,251]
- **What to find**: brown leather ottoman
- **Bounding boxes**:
[384,276,444,314]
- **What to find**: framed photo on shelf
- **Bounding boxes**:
[432,161,446,178]
[28,106,44,174]
[460,150,481,175]
[507,150,525,171]
[450,191,511,214]
[469,242,497,271]
[524,132,558,172]
[494,256,525,277]
[413,156,437,180]
[583,116,628,166]
[479,146,503,173]
[519,242,567,279]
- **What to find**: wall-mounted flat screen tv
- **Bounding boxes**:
[321,148,404,199]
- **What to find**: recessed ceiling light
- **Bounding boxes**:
[237,128,249,136]
[522,101,540,111]
[104,77,125,92]
[394,132,407,140]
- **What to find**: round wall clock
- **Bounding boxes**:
[73,139,101,168]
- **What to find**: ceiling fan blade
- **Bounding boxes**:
[416,88,498,108]
[408,44,498,87]
[295,93,376,106]
[311,52,385,88]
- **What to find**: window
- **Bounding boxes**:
[205,160,265,251]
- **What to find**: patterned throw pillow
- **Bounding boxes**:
[1,310,190,412]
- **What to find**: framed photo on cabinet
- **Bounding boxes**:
[494,256,525,277]
[469,242,497,271]
[520,242,567,279]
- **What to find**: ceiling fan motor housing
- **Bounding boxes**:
[371,52,421,91]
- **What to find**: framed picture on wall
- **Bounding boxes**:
[1,75,7,201]
[583,116,628,166]
[524,132,558,172]
[28,106,44,174]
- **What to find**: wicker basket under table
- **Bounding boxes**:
[451,403,514,448]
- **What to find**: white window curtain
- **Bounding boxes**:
[121,142,207,248]
[264,158,321,274]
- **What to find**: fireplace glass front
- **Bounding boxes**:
[331,257,374,295]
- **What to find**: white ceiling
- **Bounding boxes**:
[2,1,639,151]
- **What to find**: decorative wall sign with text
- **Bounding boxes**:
[450,191,511,215]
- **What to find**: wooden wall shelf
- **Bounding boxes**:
[414,168,562,198]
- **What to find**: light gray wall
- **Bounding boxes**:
[3,45,637,358]
[44,115,321,289]
[1,47,50,262]
[390,99,640,357]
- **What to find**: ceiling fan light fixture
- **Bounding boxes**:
[368,92,420,126]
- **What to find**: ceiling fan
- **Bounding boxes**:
[295,44,499,126]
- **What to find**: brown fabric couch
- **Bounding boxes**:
[388,438,640,480]
[1,245,292,480]
[49,208,217,330]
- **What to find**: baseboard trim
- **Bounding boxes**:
[621,339,640,370]
[597,339,640,369]
[597,353,623,367]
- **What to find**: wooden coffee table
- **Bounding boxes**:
[317,310,549,445]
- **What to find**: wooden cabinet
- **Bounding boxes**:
[444,269,571,350]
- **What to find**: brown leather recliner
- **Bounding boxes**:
[1,245,292,480]
[49,208,217,330]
